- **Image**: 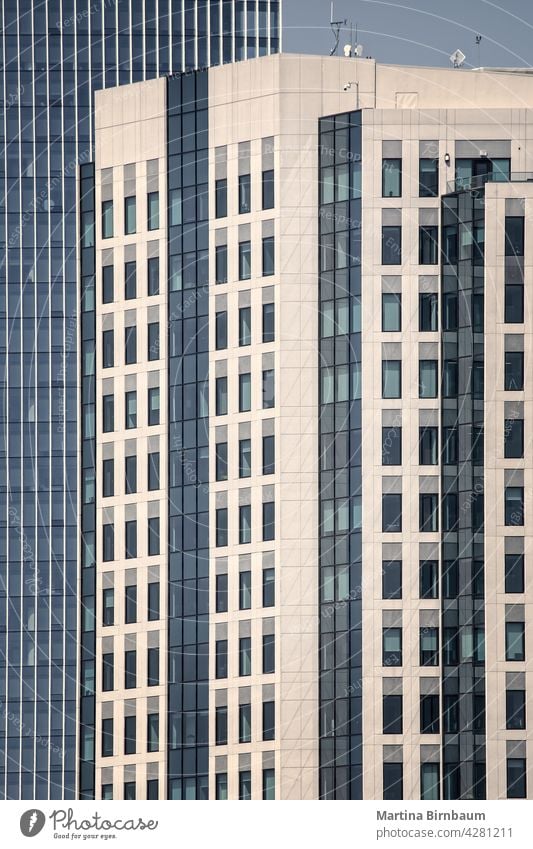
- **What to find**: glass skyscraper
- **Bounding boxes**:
[0,0,280,801]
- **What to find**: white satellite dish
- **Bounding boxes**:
[343,44,352,57]
[354,44,364,57]
[450,49,466,68]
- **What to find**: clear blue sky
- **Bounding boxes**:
[283,0,533,68]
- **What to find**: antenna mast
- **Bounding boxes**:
[329,1,347,56]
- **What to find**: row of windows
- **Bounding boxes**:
[102,257,161,304]
[382,553,525,599]
[215,633,275,678]
[101,712,159,758]
[102,518,160,561]
[215,567,275,612]
[380,488,524,533]
[382,621,525,666]
[216,768,275,800]
[102,778,159,801]
[383,758,526,800]
[215,369,275,415]
[102,582,160,626]
[102,323,160,369]
[102,388,160,432]
[215,302,274,349]
[382,156,439,199]
[215,700,275,745]
[101,192,159,240]
[215,502,275,547]
[102,647,160,691]
[215,169,275,219]
[380,225,438,266]
[382,420,524,465]
[216,435,275,481]
[103,452,160,497]
[214,235,275,284]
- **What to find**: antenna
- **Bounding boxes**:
[330,2,347,56]
[475,34,482,67]
[449,48,466,68]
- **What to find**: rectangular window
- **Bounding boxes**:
[421,763,440,800]
[382,493,402,533]
[101,718,113,757]
[505,486,524,526]
[263,769,275,800]
[216,442,228,482]
[216,310,228,350]
[263,700,275,741]
[262,434,275,475]
[239,570,252,609]
[215,244,228,284]
[262,369,275,408]
[148,387,160,426]
[419,360,438,398]
[103,523,114,562]
[147,713,159,752]
[507,758,527,799]
[262,302,275,342]
[239,306,252,346]
[505,351,524,390]
[239,703,251,743]
[215,179,227,218]
[147,322,159,361]
[383,763,403,800]
[239,373,252,412]
[505,285,524,324]
[505,553,524,594]
[216,573,228,613]
[216,508,228,547]
[382,559,402,600]
[262,236,275,276]
[147,451,160,491]
[216,376,228,416]
[124,196,136,235]
[215,639,228,678]
[506,689,526,730]
[239,770,252,801]
[383,694,403,734]
[216,774,228,800]
[420,627,439,666]
[505,419,524,458]
[125,520,137,559]
[420,694,439,734]
[125,585,137,624]
[147,646,159,686]
[239,173,251,214]
[262,169,274,209]
[382,158,402,197]
[124,325,137,365]
[125,260,136,300]
[239,637,252,676]
[382,292,401,331]
[262,633,275,674]
[419,225,439,265]
[146,779,158,800]
[419,157,439,197]
[124,782,136,800]
[148,582,160,621]
[444,493,459,531]
[382,426,401,466]
[506,621,525,661]
[102,265,114,303]
[125,454,137,494]
[420,559,439,599]
[215,706,228,745]
[102,458,114,498]
[382,226,402,265]
[102,329,114,369]
[239,240,252,280]
[419,426,438,465]
[124,649,136,689]
[420,493,438,532]
[148,517,160,555]
[147,192,159,230]
[382,360,401,398]
[263,501,275,541]
[263,567,275,607]
[419,292,438,331]
[382,627,402,666]
[102,587,114,626]
[102,652,114,692]
[239,504,252,545]
[124,715,136,755]
[102,200,113,239]
[505,216,525,256]
[148,256,159,296]
[125,391,137,429]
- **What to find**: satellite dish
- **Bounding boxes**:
[449,49,466,68]
[354,44,364,57]
[343,44,352,57]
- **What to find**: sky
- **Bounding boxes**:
[283,0,533,69]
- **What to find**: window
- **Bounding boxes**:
[506,621,525,661]
[216,774,228,800]
[421,764,439,800]
[507,758,526,799]
[382,158,402,197]
[239,571,252,609]
[124,326,136,365]
[420,694,439,734]
[383,763,403,800]
[125,391,137,429]
[262,435,275,475]
[216,442,228,482]
[102,200,113,239]
[419,226,439,264]
[419,427,438,465]
[420,560,438,599]
[263,633,275,674]
[148,582,160,621]
[124,781,136,800]
[443,427,458,465]
[505,553,524,594]
[382,628,402,666]
[382,360,401,398]
[239,770,252,801]
[216,574,228,613]
[505,486,524,526]
[216,508,228,547]
[419,360,438,398]
[215,244,228,284]
[263,568,275,608]
[382,426,401,466]
[239,505,252,545]
[124,649,136,689]
[383,694,402,734]
[124,715,136,755]
[505,285,524,323]
[148,256,159,296]
[103,458,114,498]
[239,703,251,743]
[262,302,275,342]
[215,179,227,218]
[239,373,251,412]
[382,226,402,265]
[215,640,228,678]
[420,494,438,532]
[147,192,159,231]
[125,455,137,494]
[420,628,439,666]
[103,524,114,562]
[443,492,458,533]
[125,585,137,624]
[102,329,114,368]
[102,265,114,303]
[505,351,524,390]
[125,520,137,559]
[101,718,113,757]
[148,387,160,426]
[148,451,160,491]
[419,158,439,197]
[125,260,136,299]
[82,211,95,247]
[262,169,274,209]
[382,560,402,600]
[101,785,113,800]
[382,292,401,331]
[262,236,275,276]
[419,292,438,331]
[262,769,275,800]
[382,493,402,533]
[506,689,526,730]
[263,700,275,741]
[239,306,251,346]
[102,588,114,626]
[147,646,159,686]
[239,240,252,280]
[216,376,228,416]
[505,419,524,458]
[239,173,251,213]
[215,706,228,745]
[262,369,275,408]
[239,637,252,676]
[216,310,228,350]
[147,779,158,800]
[263,501,275,541]
[102,652,114,692]
[443,359,458,397]
[148,517,160,555]
[147,322,159,361]
[124,196,136,234]
[505,216,525,257]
